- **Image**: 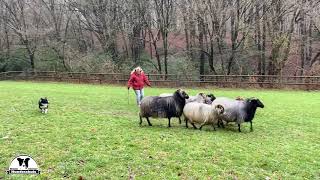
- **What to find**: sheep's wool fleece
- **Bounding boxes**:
[211,97,247,123]
[140,96,183,118]
[186,94,205,103]
[159,93,173,97]
[159,93,206,103]
[183,102,220,125]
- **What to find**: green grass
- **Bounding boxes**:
[0,81,319,179]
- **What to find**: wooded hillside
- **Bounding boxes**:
[0,0,320,77]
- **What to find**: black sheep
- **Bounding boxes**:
[139,89,189,127]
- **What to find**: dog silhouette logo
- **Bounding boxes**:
[17,157,30,168]
[7,155,40,174]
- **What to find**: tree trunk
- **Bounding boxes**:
[208,41,217,74]
[256,1,262,75]
[132,25,142,63]
[189,14,196,61]
[198,17,205,81]
[148,29,162,74]
[307,17,313,68]
[183,15,190,52]
[261,1,266,75]
[27,49,35,71]
[4,20,10,58]
[163,31,168,76]
[300,4,306,76]
[227,0,239,75]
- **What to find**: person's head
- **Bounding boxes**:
[131,66,143,75]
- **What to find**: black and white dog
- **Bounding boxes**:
[39,97,49,114]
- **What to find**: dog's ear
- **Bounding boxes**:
[24,158,30,168]
[17,158,24,166]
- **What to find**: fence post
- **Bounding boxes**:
[280,70,283,88]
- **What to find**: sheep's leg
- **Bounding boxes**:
[168,118,171,127]
[178,117,182,124]
[200,118,209,130]
[191,123,197,129]
[250,121,253,132]
[146,117,152,126]
[238,124,241,132]
[185,117,189,128]
[139,115,143,125]
[211,124,216,131]
[218,119,224,128]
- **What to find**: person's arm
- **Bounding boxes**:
[127,74,134,89]
[143,74,151,87]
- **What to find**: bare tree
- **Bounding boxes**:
[154,0,175,76]
[39,0,73,70]
[70,0,120,61]
[1,0,43,70]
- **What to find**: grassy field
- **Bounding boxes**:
[0,81,319,179]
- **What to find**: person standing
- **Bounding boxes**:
[127,67,151,106]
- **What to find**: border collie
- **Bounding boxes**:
[39,98,49,114]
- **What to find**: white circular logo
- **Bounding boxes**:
[7,155,40,174]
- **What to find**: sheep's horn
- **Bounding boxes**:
[215,104,224,114]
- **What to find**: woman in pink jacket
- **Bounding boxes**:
[127,67,151,106]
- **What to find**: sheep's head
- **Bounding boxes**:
[197,93,207,102]
[214,104,224,115]
[248,97,264,108]
[207,93,216,102]
[176,89,189,99]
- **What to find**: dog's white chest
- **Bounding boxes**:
[40,104,48,114]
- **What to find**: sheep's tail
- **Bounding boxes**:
[215,104,224,115]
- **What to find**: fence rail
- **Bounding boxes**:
[0,71,319,90]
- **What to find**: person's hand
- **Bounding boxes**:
[127,87,130,90]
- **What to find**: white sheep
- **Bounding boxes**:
[159,92,213,104]
[183,102,224,130]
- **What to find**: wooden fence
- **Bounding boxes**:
[0,71,320,89]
